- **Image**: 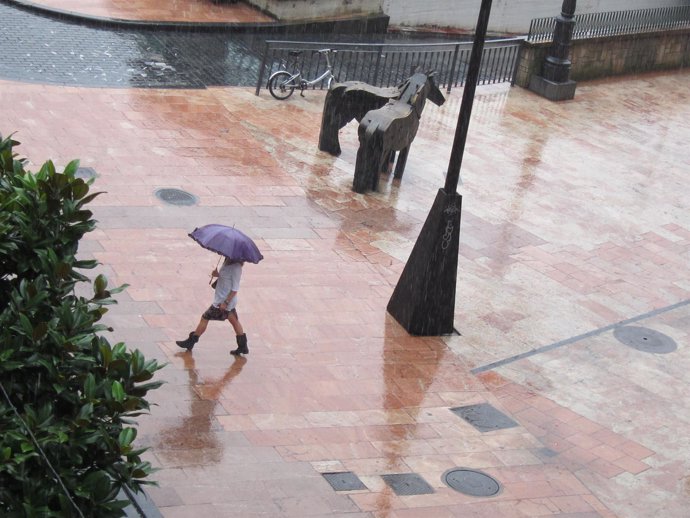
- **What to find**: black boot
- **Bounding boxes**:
[230,334,248,355]
[176,332,199,351]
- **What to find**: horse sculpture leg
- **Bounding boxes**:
[393,146,410,179]
[353,139,374,193]
[386,150,396,174]
[354,118,387,193]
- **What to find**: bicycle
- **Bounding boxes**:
[267,48,338,100]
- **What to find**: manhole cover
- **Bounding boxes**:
[613,326,677,354]
[155,188,197,206]
[75,167,97,180]
[443,468,500,497]
[381,473,434,496]
[450,403,518,432]
[322,472,367,491]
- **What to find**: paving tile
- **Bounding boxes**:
[617,439,655,460]
[548,495,596,514]
[610,455,651,475]
[585,458,626,479]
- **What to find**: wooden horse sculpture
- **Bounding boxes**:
[352,72,445,194]
[318,81,401,156]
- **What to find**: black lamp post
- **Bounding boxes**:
[529,0,578,101]
[386,0,494,336]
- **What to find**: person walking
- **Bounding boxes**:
[176,257,248,355]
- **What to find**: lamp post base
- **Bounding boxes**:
[387,189,461,336]
[528,75,577,101]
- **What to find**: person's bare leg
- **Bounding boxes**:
[227,312,244,335]
[194,317,210,337]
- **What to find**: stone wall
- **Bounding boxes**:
[514,28,690,87]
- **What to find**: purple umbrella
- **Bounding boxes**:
[189,224,263,264]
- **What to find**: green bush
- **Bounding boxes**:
[0,133,164,517]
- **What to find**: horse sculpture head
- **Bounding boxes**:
[424,72,446,107]
[398,71,445,118]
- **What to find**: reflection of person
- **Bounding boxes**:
[176,257,248,355]
[158,352,246,462]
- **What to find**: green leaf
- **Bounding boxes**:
[118,427,136,448]
[84,373,96,399]
[76,403,94,423]
[108,283,130,295]
[62,158,80,176]
[99,340,113,367]
[82,470,112,502]
[20,442,34,453]
[111,381,125,402]
[71,181,89,199]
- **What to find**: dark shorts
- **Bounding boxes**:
[202,305,237,321]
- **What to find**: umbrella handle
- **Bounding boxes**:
[209,256,222,285]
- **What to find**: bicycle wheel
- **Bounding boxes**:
[268,71,296,100]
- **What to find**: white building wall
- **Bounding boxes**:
[383,0,690,34]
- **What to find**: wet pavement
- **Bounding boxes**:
[0,2,473,89]
[2,1,690,517]
[0,2,275,88]
[25,0,274,23]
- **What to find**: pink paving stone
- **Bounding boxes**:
[476,371,513,390]
[568,433,601,449]
[590,428,630,447]
[541,418,578,440]
[568,417,605,434]
[496,395,533,413]
[548,495,596,513]
[492,449,543,466]
[590,444,626,462]
[610,455,651,475]
[586,458,626,479]
[539,435,575,453]
[514,406,553,426]
[391,507,457,518]
[617,439,655,460]
[501,480,560,499]
[514,498,559,516]
[547,472,592,496]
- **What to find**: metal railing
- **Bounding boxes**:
[528,5,690,42]
[255,37,525,95]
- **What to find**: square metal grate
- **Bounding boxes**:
[381,473,434,496]
[322,472,367,491]
[450,403,518,432]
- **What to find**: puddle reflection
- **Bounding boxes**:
[155,353,246,464]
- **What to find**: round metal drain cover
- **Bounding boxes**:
[75,167,97,180]
[613,326,677,354]
[443,468,500,497]
[155,188,197,206]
